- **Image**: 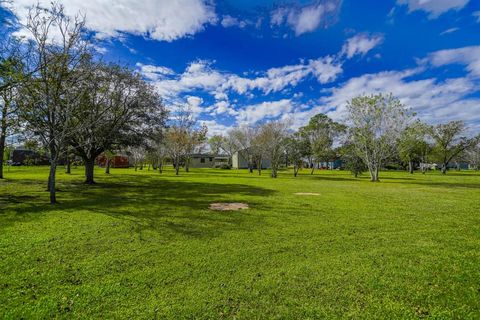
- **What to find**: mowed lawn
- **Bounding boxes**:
[0,166,479,319]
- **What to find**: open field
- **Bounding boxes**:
[1,167,479,318]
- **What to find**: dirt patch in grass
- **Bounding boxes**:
[294,192,320,196]
[209,203,249,211]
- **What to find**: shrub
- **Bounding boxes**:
[215,163,231,169]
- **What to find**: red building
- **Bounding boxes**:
[96,154,129,168]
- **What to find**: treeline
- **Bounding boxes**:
[1,4,479,206]
[208,94,480,181]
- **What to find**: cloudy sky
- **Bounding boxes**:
[1,0,480,134]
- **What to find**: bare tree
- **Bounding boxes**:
[221,131,240,167]
[184,124,207,172]
[230,125,257,173]
[257,120,290,178]
[209,135,223,157]
[346,93,411,182]
[164,126,188,175]
[466,141,480,171]
[19,3,89,203]
[128,146,146,171]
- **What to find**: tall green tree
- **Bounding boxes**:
[0,39,24,179]
[430,121,479,174]
[397,120,429,174]
[346,93,411,182]
[300,113,345,174]
[67,60,167,184]
[339,142,367,178]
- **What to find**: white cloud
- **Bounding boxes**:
[439,27,459,35]
[426,46,480,77]
[207,100,238,116]
[136,63,175,81]
[341,33,384,59]
[397,0,470,18]
[140,56,342,102]
[199,120,233,137]
[317,68,480,127]
[144,60,226,100]
[221,15,247,28]
[270,1,341,36]
[185,95,204,115]
[138,46,480,131]
[3,0,217,42]
[273,56,480,131]
[236,99,293,124]
[225,56,342,94]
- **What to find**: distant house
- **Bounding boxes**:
[96,154,130,168]
[317,160,343,170]
[10,148,49,166]
[232,149,271,169]
[189,154,230,168]
[446,161,469,170]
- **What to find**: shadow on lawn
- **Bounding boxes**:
[1,175,276,239]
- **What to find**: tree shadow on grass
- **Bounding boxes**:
[1,175,276,239]
[392,180,480,189]
[305,174,359,182]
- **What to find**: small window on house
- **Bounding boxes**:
[209,157,213,162]
[200,158,205,163]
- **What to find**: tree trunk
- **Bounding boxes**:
[175,160,180,175]
[271,164,277,178]
[441,163,447,174]
[48,158,57,204]
[0,130,5,180]
[158,161,163,174]
[84,157,96,184]
[408,160,413,174]
[0,103,7,180]
[294,165,299,177]
[185,158,190,172]
[310,164,315,175]
[105,158,110,174]
[65,157,71,174]
[369,164,380,182]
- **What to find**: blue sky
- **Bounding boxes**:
[2,0,480,135]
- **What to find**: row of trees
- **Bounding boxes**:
[0,4,167,203]
[207,94,479,181]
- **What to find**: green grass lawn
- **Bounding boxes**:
[0,166,479,319]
